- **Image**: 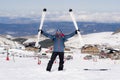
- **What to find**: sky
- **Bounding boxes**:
[0,0,120,22]
[0,0,120,12]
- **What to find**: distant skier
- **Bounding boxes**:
[41,29,78,71]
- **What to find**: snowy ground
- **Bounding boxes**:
[0,51,120,80]
[0,32,120,80]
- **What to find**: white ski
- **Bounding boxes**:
[69,9,84,48]
[35,8,47,47]
[84,69,110,71]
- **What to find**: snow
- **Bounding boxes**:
[0,36,13,46]
[84,32,120,45]
[22,32,120,48]
[0,51,120,80]
[0,32,120,80]
[66,32,120,48]
[0,36,24,49]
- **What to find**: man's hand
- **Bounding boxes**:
[75,30,80,34]
[38,29,43,34]
[41,30,43,34]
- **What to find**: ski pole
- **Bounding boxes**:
[69,9,84,48]
[35,8,47,47]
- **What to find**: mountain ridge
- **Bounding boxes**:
[0,22,120,37]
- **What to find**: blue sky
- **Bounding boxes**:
[0,0,120,12]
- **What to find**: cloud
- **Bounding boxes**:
[43,11,120,23]
[76,12,120,23]
[1,11,120,23]
[5,31,16,35]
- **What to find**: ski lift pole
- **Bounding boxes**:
[35,8,47,47]
[69,9,84,48]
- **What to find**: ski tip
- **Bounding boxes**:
[43,8,47,12]
[69,9,72,12]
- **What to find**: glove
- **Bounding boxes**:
[38,29,43,34]
[75,30,77,34]
[41,30,43,34]
[75,30,80,34]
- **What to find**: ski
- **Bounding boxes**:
[69,9,84,48]
[35,8,47,47]
[84,69,110,71]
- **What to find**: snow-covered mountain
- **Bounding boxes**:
[0,35,24,49]
[65,32,120,48]
[0,35,14,46]
[22,31,120,49]
[0,22,120,36]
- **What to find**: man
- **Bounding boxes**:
[41,29,77,71]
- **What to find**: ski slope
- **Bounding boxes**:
[0,51,120,80]
[0,32,120,80]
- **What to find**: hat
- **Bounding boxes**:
[56,29,62,33]
[56,29,64,37]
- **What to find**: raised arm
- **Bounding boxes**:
[41,30,54,40]
[64,30,76,40]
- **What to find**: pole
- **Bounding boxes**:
[69,9,84,48]
[35,8,47,47]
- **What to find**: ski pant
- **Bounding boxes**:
[46,52,64,71]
